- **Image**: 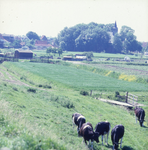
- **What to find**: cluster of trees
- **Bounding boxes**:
[46,47,63,56]
[58,22,142,53]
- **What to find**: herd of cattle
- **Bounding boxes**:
[72,106,145,150]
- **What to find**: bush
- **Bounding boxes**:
[115,91,120,97]
[80,90,89,96]
[13,87,18,91]
[27,88,36,93]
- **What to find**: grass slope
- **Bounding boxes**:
[0,61,148,150]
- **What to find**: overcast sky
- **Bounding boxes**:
[0,0,148,42]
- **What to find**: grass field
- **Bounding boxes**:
[0,59,148,150]
[3,62,148,92]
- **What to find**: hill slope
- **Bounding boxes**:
[0,61,147,150]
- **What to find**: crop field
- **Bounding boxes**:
[3,62,148,92]
[89,63,148,78]
[0,57,148,150]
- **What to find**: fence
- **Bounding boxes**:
[125,92,138,106]
[0,57,18,63]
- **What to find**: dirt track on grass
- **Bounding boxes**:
[0,66,30,87]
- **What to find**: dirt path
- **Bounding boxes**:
[0,66,53,92]
[0,66,30,86]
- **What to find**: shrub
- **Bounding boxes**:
[115,91,120,97]
[38,84,42,87]
[61,100,75,109]
[27,88,36,93]
[43,85,52,89]
[13,87,18,91]
[80,90,89,96]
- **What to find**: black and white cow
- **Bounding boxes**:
[134,107,145,127]
[111,124,124,150]
[79,122,99,149]
[94,121,111,145]
[72,113,86,136]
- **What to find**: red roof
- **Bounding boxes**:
[35,40,53,47]
[40,35,47,41]
[35,40,48,44]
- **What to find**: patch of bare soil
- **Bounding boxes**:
[102,64,148,74]
[0,66,30,86]
[70,61,148,75]
[0,66,52,91]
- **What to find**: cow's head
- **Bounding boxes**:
[139,119,145,127]
[93,132,99,143]
[113,142,119,150]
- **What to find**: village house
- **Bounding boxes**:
[1,34,14,43]
[35,40,53,50]
[144,52,148,57]
[14,49,33,59]
[40,35,48,41]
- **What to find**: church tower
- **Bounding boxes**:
[112,21,118,35]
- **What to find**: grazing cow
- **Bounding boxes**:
[111,124,124,150]
[72,113,86,136]
[134,107,145,127]
[94,121,111,145]
[79,122,99,149]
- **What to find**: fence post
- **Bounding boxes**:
[90,90,92,96]
[125,92,128,103]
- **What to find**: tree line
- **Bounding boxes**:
[0,22,144,54]
[58,22,142,54]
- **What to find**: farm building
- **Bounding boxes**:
[75,55,87,61]
[144,52,148,56]
[35,40,53,49]
[0,53,4,57]
[124,56,130,62]
[14,50,33,59]
[62,56,73,61]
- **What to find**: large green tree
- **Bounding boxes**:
[26,31,40,40]
[119,26,142,53]
[58,22,110,52]
[112,34,123,53]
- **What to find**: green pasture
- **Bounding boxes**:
[3,62,148,92]
[0,61,148,150]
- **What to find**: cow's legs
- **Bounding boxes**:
[135,114,137,123]
[72,117,75,129]
[106,132,109,145]
[120,137,123,148]
[102,135,104,145]
[91,141,93,150]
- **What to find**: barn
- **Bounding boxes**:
[14,50,33,59]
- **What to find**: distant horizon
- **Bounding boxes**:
[0,0,148,42]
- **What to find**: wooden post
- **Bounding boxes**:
[125,92,128,103]
[133,95,134,105]
[90,90,92,96]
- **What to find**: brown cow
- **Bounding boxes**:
[72,113,86,136]
[79,122,99,149]
[134,107,145,127]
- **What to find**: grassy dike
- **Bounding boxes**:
[0,61,148,150]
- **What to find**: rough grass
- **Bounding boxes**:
[0,61,148,150]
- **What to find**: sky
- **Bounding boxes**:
[0,0,148,42]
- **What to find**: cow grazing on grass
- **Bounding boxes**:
[111,124,124,150]
[134,107,145,127]
[79,122,99,149]
[94,121,111,145]
[72,113,86,136]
